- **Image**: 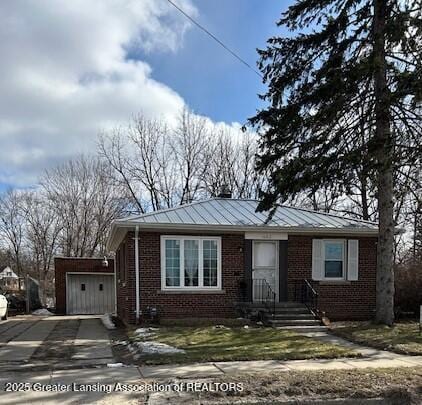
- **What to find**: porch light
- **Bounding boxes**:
[102,256,109,267]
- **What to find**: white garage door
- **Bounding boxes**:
[67,273,115,315]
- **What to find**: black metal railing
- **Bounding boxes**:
[253,278,276,317]
[293,279,320,318]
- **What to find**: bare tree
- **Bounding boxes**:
[0,189,25,276]
[22,192,62,304]
[41,156,124,257]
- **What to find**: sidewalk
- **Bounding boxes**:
[138,353,422,378]
[139,329,422,378]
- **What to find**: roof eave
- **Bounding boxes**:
[106,221,379,250]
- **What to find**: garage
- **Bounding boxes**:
[55,257,115,315]
[67,273,115,315]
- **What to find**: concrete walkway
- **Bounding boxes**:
[138,354,422,378]
[71,318,114,364]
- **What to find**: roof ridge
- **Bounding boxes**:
[117,198,216,221]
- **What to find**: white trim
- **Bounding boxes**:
[160,235,222,291]
[321,239,346,281]
[65,272,114,275]
[245,232,288,240]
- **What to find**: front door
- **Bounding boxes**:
[252,241,278,302]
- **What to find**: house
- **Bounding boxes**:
[106,196,378,325]
[0,266,20,291]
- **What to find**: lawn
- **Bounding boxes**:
[129,326,358,364]
[330,321,422,355]
[190,367,422,404]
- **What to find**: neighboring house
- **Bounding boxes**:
[0,266,20,291]
[106,196,378,325]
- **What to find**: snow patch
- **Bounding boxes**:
[107,363,124,368]
[32,308,54,316]
[101,313,116,330]
[134,327,159,338]
[135,341,185,355]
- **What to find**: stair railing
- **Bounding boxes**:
[253,278,276,318]
[294,279,321,319]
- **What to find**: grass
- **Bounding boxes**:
[330,321,422,355]
[130,326,358,364]
[193,367,422,404]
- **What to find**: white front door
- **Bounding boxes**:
[252,241,278,302]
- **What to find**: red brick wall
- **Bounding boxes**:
[54,257,114,314]
[115,231,245,324]
[115,231,377,324]
[142,232,244,320]
[115,232,136,324]
[287,235,377,320]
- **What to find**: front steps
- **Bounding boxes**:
[236,301,322,329]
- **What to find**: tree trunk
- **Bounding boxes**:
[373,0,395,325]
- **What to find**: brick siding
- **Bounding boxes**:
[115,231,377,324]
[287,235,377,320]
[54,257,114,314]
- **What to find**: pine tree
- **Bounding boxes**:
[250,0,421,325]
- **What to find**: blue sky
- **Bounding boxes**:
[135,0,289,124]
[0,0,292,190]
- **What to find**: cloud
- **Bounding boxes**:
[0,0,198,186]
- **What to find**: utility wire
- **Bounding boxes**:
[166,0,263,78]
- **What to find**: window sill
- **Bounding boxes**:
[158,289,225,295]
[319,280,351,285]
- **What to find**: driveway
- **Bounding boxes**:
[0,315,115,369]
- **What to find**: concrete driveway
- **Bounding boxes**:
[0,315,115,369]
[0,315,148,404]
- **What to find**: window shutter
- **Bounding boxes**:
[312,239,324,281]
[347,240,359,281]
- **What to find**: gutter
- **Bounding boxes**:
[134,225,140,323]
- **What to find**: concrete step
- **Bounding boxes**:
[272,308,311,314]
[236,302,307,309]
[268,319,321,327]
[271,313,316,320]
[275,325,328,333]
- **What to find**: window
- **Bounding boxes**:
[161,236,221,290]
[99,283,103,291]
[81,283,86,291]
[323,240,345,279]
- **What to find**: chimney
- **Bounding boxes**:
[217,184,232,199]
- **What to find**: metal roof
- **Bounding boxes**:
[107,198,378,250]
[115,198,378,229]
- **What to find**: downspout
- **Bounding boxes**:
[135,225,140,323]
[113,254,117,315]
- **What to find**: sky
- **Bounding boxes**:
[0,0,292,190]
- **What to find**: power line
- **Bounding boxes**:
[166,0,263,78]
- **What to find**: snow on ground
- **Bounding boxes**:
[107,363,124,368]
[101,313,116,330]
[134,327,159,338]
[134,341,185,355]
[32,308,54,316]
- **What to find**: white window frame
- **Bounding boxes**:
[322,239,346,281]
[161,235,222,291]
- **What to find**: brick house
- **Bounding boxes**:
[106,197,378,325]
